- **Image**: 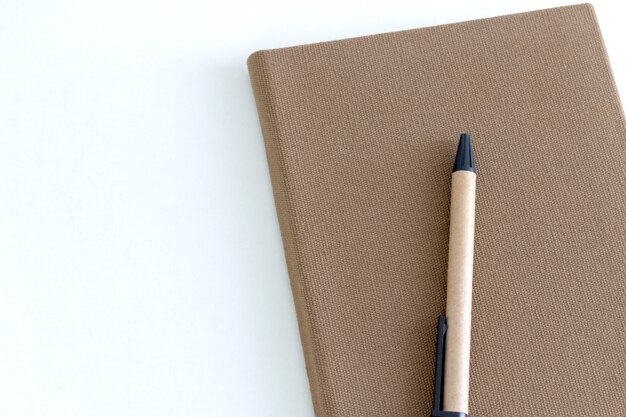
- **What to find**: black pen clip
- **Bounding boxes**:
[431,315,468,417]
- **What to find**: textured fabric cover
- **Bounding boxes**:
[247,4,626,416]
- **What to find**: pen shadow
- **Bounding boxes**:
[403,138,454,412]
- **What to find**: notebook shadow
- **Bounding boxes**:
[207,60,315,415]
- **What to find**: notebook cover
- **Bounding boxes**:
[247,4,626,416]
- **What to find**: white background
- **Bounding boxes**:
[0,1,623,416]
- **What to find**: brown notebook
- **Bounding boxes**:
[247,4,626,416]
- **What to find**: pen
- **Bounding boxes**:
[443,133,477,415]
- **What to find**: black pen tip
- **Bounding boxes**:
[452,133,476,173]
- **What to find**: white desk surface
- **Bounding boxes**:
[1,1,624,416]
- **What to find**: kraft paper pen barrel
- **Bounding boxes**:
[443,133,476,414]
